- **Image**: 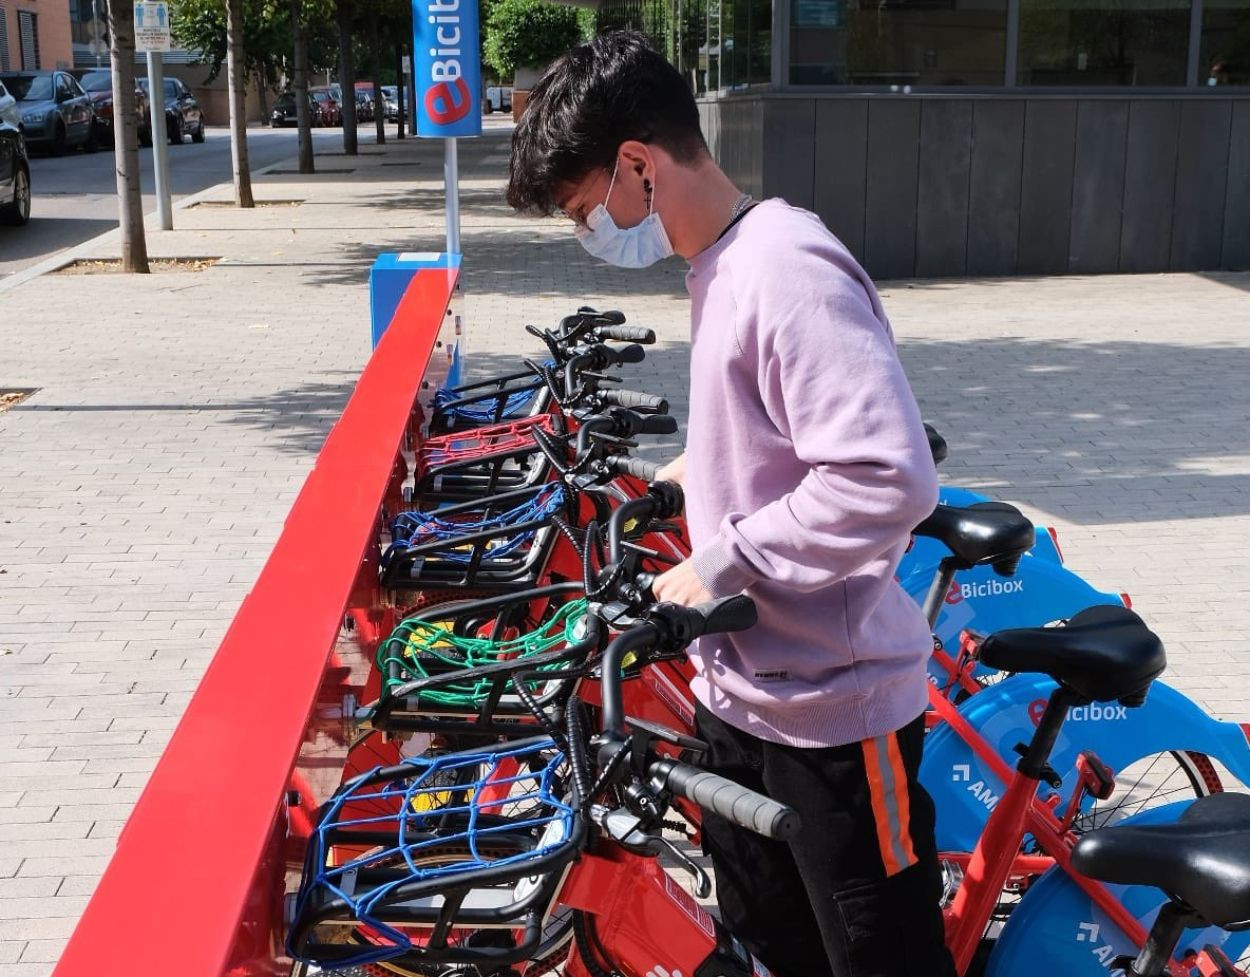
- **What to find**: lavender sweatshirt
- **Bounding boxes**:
[684,199,939,749]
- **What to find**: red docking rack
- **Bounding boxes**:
[52,265,462,977]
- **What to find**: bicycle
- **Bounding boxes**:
[1071,790,1250,976]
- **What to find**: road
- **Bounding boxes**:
[0,125,382,281]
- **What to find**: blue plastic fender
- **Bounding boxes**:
[983,801,1250,976]
[920,674,1250,853]
[900,552,1125,687]
[903,488,1065,585]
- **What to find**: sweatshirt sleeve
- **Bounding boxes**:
[690,246,939,598]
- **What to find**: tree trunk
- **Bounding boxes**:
[408,56,418,135]
[257,71,269,126]
[291,0,314,173]
[225,0,255,206]
[336,0,357,154]
[394,43,405,139]
[370,9,384,145]
[105,0,148,273]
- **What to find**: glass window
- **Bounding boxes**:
[1017,0,1191,86]
[790,0,1008,87]
[1201,0,1250,86]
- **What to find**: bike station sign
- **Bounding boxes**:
[410,0,481,137]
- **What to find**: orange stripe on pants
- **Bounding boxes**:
[862,733,917,876]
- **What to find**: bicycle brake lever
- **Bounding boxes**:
[658,836,712,899]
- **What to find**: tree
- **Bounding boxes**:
[369,4,384,145]
[291,0,314,173]
[483,0,581,79]
[336,0,357,154]
[106,0,148,272]
[226,0,255,206]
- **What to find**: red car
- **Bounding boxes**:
[71,69,152,148]
[309,88,342,127]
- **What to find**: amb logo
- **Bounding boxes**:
[951,763,1000,812]
[1076,921,1119,969]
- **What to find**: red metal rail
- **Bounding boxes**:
[53,266,460,977]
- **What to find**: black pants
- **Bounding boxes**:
[695,704,956,977]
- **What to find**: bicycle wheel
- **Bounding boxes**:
[1071,750,1222,833]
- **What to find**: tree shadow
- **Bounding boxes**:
[15,376,360,457]
[900,336,1250,525]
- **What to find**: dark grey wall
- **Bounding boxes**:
[698,93,1250,280]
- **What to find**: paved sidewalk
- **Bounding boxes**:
[1,119,1249,972]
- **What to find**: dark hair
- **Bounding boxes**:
[506,30,708,216]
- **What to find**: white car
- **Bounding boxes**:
[0,77,19,130]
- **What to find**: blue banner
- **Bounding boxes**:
[412,0,482,138]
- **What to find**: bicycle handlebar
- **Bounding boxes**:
[602,455,661,483]
[597,325,656,345]
[601,389,669,413]
[599,597,757,737]
[649,759,799,840]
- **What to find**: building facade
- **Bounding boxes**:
[598,0,1250,278]
[0,0,73,72]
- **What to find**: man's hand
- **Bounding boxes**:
[652,558,713,608]
[655,452,686,486]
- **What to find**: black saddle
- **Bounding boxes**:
[978,605,1165,705]
[913,502,1034,575]
[1072,792,1250,929]
[924,423,948,465]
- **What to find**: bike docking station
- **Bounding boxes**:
[47,10,1250,975]
[51,0,483,972]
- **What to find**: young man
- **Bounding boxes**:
[507,31,954,977]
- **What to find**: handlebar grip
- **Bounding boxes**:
[639,414,679,436]
[602,389,669,413]
[651,760,799,840]
[604,455,661,482]
[924,422,948,465]
[598,325,657,345]
[612,344,648,366]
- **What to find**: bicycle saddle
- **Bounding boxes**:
[924,423,948,465]
[912,501,1034,575]
[978,605,1165,704]
[1071,792,1250,929]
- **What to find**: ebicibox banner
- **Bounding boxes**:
[412,0,481,138]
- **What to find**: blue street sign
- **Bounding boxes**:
[411,0,481,138]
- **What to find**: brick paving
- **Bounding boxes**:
[0,119,1248,972]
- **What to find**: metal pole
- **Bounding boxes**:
[444,136,460,254]
[146,51,173,230]
[92,0,102,68]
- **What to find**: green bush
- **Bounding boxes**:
[483,0,583,78]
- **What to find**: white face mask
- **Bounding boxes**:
[574,161,674,269]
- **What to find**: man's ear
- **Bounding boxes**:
[617,140,655,182]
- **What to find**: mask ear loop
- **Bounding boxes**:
[602,160,620,212]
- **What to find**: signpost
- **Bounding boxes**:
[135,1,173,230]
[411,0,481,256]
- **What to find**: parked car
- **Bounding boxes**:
[138,76,205,145]
[271,91,318,127]
[0,81,30,225]
[355,82,397,121]
[381,85,400,120]
[309,87,342,127]
[483,86,513,114]
[353,89,374,123]
[0,77,18,130]
[71,69,152,148]
[0,70,96,155]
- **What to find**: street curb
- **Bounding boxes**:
[0,136,364,297]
